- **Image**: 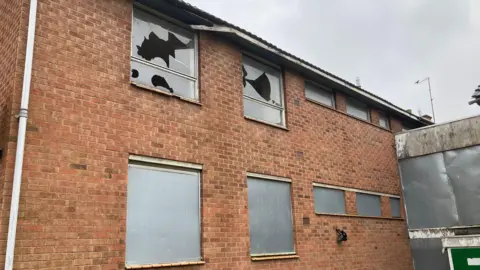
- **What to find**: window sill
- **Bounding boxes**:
[315,212,404,220]
[305,98,392,133]
[125,261,205,269]
[244,116,289,131]
[251,255,299,261]
[131,82,202,107]
[305,97,335,110]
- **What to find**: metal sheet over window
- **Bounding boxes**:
[126,165,201,265]
[247,177,294,255]
[305,82,334,107]
[390,197,401,217]
[444,146,480,225]
[131,8,197,99]
[346,99,369,121]
[399,153,459,229]
[410,238,450,270]
[356,193,381,216]
[242,56,284,126]
[313,187,346,214]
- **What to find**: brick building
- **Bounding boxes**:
[0,0,431,269]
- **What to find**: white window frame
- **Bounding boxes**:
[379,113,390,129]
[312,183,400,199]
[126,155,203,266]
[131,3,200,100]
[305,80,335,108]
[242,53,286,127]
[246,172,295,257]
[346,98,370,121]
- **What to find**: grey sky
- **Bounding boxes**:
[185,0,480,123]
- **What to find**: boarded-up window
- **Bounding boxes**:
[305,82,335,107]
[379,113,390,129]
[346,99,370,121]
[126,164,201,265]
[247,177,294,255]
[313,187,346,214]
[390,197,401,217]
[131,7,198,100]
[356,193,381,217]
[243,56,285,126]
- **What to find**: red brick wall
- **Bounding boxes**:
[0,0,413,269]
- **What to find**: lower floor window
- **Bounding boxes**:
[390,197,401,217]
[247,176,294,256]
[126,163,201,265]
[356,193,382,217]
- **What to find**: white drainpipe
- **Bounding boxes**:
[5,0,38,269]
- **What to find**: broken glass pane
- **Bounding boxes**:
[131,59,195,100]
[132,8,195,77]
[244,98,283,125]
[242,56,282,107]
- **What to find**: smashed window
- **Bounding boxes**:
[131,7,197,100]
[242,56,285,126]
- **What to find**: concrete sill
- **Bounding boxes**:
[126,261,205,269]
[244,116,289,131]
[251,255,299,261]
[131,82,202,107]
[315,212,404,221]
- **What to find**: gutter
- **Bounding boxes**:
[5,0,38,269]
[192,24,425,124]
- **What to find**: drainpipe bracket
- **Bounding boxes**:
[15,109,28,119]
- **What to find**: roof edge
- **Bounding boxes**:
[192,25,428,124]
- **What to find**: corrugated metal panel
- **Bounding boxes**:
[400,153,459,229]
[410,238,450,270]
[444,145,480,225]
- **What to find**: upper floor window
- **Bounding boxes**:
[346,99,370,121]
[305,81,335,107]
[379,113,390,129]
[131,7,198,100]
[242,55,285,127]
